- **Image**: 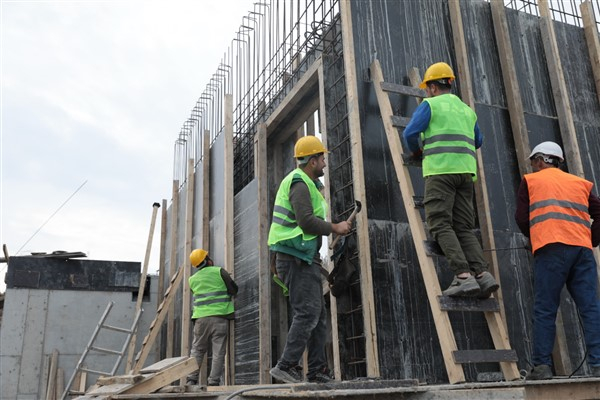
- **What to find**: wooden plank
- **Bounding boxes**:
[390,115,412,129]
[97,375,144,386]
[45,349,58,400]
[538,0,585,178]
[86,383,133,395]
[133,266,184,373]
[579,1,600,274]
[539,0,583,375]
[448,0,519,381]
[158,199,167,309]
[437,296,500,312]
[265,60,321,136]
[582,1,600,107]
[200,128,211,385]
[224,93,235,385]
[340,0,380,378]
[123,357,198,395]
[452,349,518,364]
[490,0,531,177]
[380,81,426,98]
[127,202,161,371]
[319,61,342,381]
[274,96,320,145]
[167,180,180,359]
[256,122,271,384]
[370,59,464,384]
[182,158,195,359]
[79,371,87,393]
[140,356,189,374]
[55,368,64,400]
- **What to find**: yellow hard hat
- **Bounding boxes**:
[419,62,456,89]
[294,136,328,159]
[190,249,208,267]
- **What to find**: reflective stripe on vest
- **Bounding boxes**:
[189,266,234,319]
[421,94,477,178]
[524,167,593,253]
[268,168,327,247]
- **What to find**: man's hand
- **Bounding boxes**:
[332,221,352,236]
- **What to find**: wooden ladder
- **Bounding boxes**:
[370,59,520,384]
[132,264,185,374]
[61,301,142,400]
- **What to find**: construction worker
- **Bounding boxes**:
[515,141,600,380]
[268,135,351,383]
[402,61,498,298]
[186,249,238,387]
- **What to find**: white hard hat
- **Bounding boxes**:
[528,141,564,162]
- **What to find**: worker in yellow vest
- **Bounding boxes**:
[515,141,600,380]
[186,248,238,387]
[268,135,351,383]
[403,61,498,298]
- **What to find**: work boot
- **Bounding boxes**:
[526,364,552,380]
[186,379,198,386]
[270,364,303,383]
[590,365,600,377]
[476,271,499,299]
[307,367,333,383]
[207,379,220,386]
[442,275,480,297]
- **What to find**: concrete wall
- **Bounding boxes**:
[0,257,158,400]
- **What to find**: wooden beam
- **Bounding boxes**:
[124,358,198,395]
[224,93,235,385]
[256,122,271,384]
[539,0,588,375]
[581,1,600,108]
[340,0,380,378]
[134,265,185,373]
[182,158,195,359]
[538,0,585,178]
[167,180,179,359]
[158,199,167,309]
[490,0,531,177]
[318,61,342,381]
[127,202,161,372]
[266,60,320,135]
[45,349,59,400]
[200,129,211,385]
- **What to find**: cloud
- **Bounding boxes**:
[1,0,255,291]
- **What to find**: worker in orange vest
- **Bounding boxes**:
[515,141,600,380]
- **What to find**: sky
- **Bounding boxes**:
[0,0,255,291]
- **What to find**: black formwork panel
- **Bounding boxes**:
[232,179,260,385]
[348,0,600,383]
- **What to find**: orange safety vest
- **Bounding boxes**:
[524,167,593,253]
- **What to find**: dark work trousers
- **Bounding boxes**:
[533,243,600,367]
[424,173,487,276]
[187,316,229,385]
[275,254,327,376]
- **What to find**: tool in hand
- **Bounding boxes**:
[329,200,362,249]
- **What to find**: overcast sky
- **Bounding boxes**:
[0,0,254,290]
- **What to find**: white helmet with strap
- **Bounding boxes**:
[528,141,564,162]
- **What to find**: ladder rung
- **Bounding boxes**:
[101,324,133,334]
[401,153,423,167]
[424,240,444,256]
[391,115,411,128]
[413,195,424,208]
[453,349,518,364]
[380,81,426,98]
[438,296,500,312]
[80,366,112,375]
[90,346,123,355]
